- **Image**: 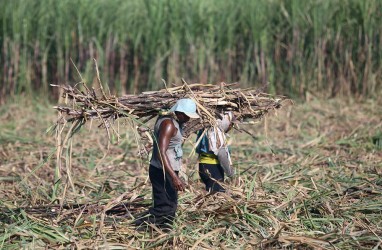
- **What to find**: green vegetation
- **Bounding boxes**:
[1,0,381,248]
[1,0,381,101]
[1,98,381,248]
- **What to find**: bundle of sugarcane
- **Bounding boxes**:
[53,81,289,137]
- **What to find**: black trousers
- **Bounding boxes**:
[148,165,178,224]
[199,163,225,192]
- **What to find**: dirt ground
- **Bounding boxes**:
[0,96,381,249]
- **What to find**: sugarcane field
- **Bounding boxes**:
[1,1,382,249]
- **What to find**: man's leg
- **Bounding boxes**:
[148,165,178,226]
[199,163,225,192]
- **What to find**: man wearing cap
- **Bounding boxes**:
[134,98,199,230]
[196,112,236,193]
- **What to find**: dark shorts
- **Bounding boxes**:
[199,163,225,192]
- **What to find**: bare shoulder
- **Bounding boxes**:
[160,118,175,128]
[159,118,177,136]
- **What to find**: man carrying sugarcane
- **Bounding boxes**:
[196,112,235,192]
[134,98,199,230]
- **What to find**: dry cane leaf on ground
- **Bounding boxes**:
[1,96,381,249]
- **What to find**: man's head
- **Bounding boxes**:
[174,111,190,123]
[170,98,199,123]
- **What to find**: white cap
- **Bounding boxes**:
[170,99,199,119]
